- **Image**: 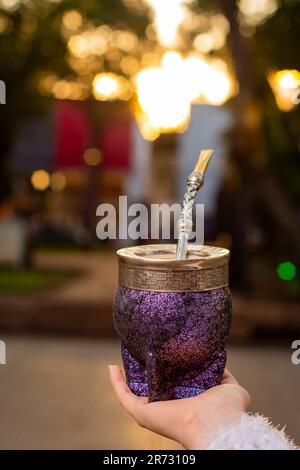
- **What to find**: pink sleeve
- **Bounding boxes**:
[207,413,298,450]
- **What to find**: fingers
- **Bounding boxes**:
[221,368,239,385]
[108,364,129,393]
[108,365,148,423]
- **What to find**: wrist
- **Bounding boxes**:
[181,384,250,449]
[184,409,244,450]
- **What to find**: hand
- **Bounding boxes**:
[109,365,251,449]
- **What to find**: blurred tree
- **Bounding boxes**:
[218,0,300,264]
[254,1,300,203]
[0,0,149,201]
[1,0,300,268]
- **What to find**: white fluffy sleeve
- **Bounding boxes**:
[207,413,298,450]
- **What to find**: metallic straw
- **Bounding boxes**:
[176,149,214,260]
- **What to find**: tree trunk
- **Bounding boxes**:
[220,0,300,259]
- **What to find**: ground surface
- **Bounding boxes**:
[1,252,299,339]
[0,335,299,450]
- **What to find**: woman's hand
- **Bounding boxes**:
[109,365,251,449]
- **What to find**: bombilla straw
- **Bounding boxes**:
[176,149,214,260]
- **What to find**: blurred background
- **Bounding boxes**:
[0,0,300,449]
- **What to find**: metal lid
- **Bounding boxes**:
[117,244,230,292]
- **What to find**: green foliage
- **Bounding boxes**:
[0,0,148,115]
[0,268,67,293]
[254,0,300,70]
[252,0,300,202]
[0,0,300,207]
[0,0,149,200]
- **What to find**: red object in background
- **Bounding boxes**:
[100,122,131,170]
[54,101,91,169]
[54,101,131,170]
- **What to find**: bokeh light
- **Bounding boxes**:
[145,0,191,47]
[120,56,140,75]
[36,2,235,140]
[31,170,50,191]
[51,79,88,101]
[36,0,235,141]
[277,262,297,281]
[136,56,191,138]
[83,148,102,167]
[135,52,235,139]
[92,73,130,101]
[238,0,278,26]
[62,10,83,32]
[51,172,67,192]
[68,28,109,58]
[194,14,229,53]
[0,0,20,12]
[110,30,138,52]
[268,69,300,112]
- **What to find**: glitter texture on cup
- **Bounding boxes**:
[113,282,232,402]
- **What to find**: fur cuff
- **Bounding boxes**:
[207,413,298,450]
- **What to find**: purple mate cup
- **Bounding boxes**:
[113,244,231,402]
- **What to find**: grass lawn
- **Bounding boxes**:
[0,269,68,294]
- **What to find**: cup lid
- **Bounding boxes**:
[117,244,229,292]
[117,244,229,270]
